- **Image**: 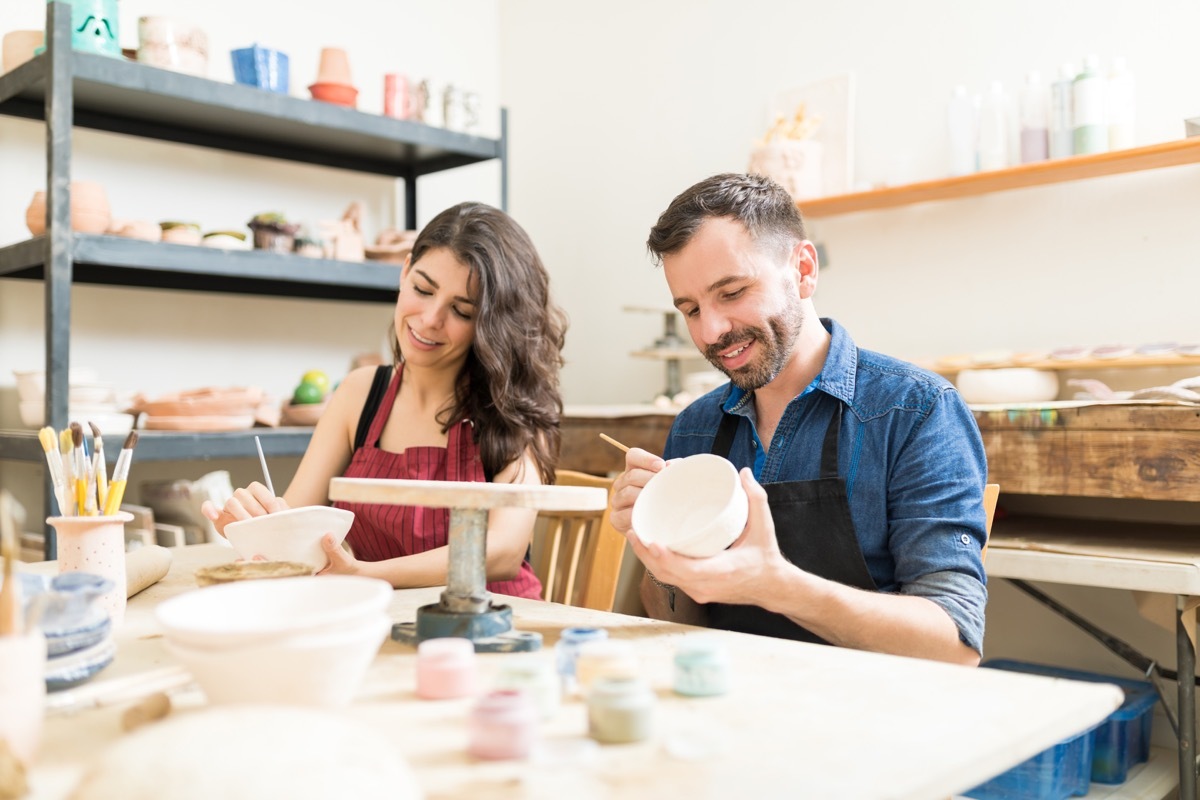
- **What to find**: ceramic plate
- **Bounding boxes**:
[45,636,117,692]
[45,612,111,657]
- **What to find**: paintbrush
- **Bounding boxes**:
[254,435,275,496]
[70,422,87,517]
[599,433,631,453]
[59,428,75,515]
[89,421,108,514]
[0,490,22,635]
[103,431,139,516]
[39,426,69,515]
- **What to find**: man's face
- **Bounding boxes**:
[663,218,804,391]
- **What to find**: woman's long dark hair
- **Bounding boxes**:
[391,202,567,484]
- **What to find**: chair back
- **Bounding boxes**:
[532,471,626,612]
[981,483,1000,563]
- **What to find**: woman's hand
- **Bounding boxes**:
[316,533,361,576]
[200,481,289,538]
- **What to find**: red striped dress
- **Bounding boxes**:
[332,364,543,599]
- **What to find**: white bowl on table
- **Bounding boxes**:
[223,506,355,571]
[631,453,748,558]
[163,612,391,707]
[154,574,392,650]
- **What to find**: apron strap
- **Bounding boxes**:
[712,411,740,456]
[354,365,396,451]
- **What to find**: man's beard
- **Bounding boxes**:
[704,294,804,391]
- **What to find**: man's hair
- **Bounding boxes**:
[646,173,807,265]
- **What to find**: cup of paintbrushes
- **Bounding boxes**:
[47,512,133,625]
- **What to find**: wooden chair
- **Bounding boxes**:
[531,470,625,612]
[981,483,1000,563]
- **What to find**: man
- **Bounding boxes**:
[610,173,988,666]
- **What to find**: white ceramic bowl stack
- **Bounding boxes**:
[13,368,135,435]
[631,453,749,558]
[155,575,393,708]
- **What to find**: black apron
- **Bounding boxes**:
[706,401,879,644]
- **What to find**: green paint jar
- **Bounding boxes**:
[587,676,654,744]
[673,637,731,697]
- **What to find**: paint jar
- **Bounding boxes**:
[554,627,607,690]
[673,637,731,697]
[575,639,639,695]
[494,657,560,719]
[467,690,539,760]
[587,676,655,744]
[416,637,477,700]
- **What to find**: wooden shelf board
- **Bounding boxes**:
[800,138,1200,217]
[930,353,1200,376]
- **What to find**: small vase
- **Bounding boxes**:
[48,512,132,625]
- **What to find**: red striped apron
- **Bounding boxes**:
[333,365,543,599]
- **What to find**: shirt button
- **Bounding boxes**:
[752,441,757,449]
[960,533,971,545]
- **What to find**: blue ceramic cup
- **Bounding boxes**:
[231,44,289,94]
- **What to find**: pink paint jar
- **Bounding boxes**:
[416,637,477,700]
[467,690,538,760]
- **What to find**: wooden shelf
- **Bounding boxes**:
[929,353,1200,377]
[799,138,1200,218]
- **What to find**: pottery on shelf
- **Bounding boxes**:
[201,230,250,250]
[160,221,202,246]
[315,47,352,85]
[137,17,208,77]
[248,213,300,253]
[365,228,418,264]
[25,181,112,236]
[316,203,365,261]
[2,30,43,73]
[108,219,162,241]
[231,44,289,94]
[68,0,122,58]
[309,82,358,108]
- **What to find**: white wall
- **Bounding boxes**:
[0,0,503,513]
[499,0,1200,406]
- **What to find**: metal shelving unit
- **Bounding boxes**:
[0,2,509,557]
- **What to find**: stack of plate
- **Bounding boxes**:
[12,368,135,436]
[19,572,117,690]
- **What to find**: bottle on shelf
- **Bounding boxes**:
[1107,56,1135,151]
[977,80,1009,172]
[1049,63,1076,159]
[1019,71,1049,164]
[1072,54,1107,155]
[947,84,978,177]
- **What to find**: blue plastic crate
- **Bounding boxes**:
[964,721,1094,800]
[980,660,1157,785]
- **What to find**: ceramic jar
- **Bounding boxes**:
[415,637,477,700]
[230,44,289,94]
[25,182,112,236]
[48,512,133,625]
[587,676,655,744]
[673,637,731,697]
[467,690,538,760]
[2,30,43,73]
[137,17,208,77]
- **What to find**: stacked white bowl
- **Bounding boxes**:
[13,368,135,435]
[155,575,393,707]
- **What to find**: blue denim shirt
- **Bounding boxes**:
[664,318,989,654]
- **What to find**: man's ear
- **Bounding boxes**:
[792,240,819,298]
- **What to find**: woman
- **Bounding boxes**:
[202,203,567,597]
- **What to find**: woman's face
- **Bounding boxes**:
[395,247,478,372]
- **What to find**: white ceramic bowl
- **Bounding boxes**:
[155,574,392,650]
[955,368,1060,405]
[223,506,355,571]
[17,403,131,433]
[631,453,748,558]
[12,368,100,402]
[164,612,390,707]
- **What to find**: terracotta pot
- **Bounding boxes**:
[314,47,352,85]
[308,81,358,108]
[2,30,43,73]
[24,181,112,236]
[137,17,208,77]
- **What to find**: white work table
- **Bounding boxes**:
[987,516,1200,799]
[28,544,1124,800]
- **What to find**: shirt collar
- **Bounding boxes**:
[721,317,857,412]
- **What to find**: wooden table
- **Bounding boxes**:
[28,544,1124,800]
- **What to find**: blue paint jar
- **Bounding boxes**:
[554,627,607,688]
[673,637,731,697]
